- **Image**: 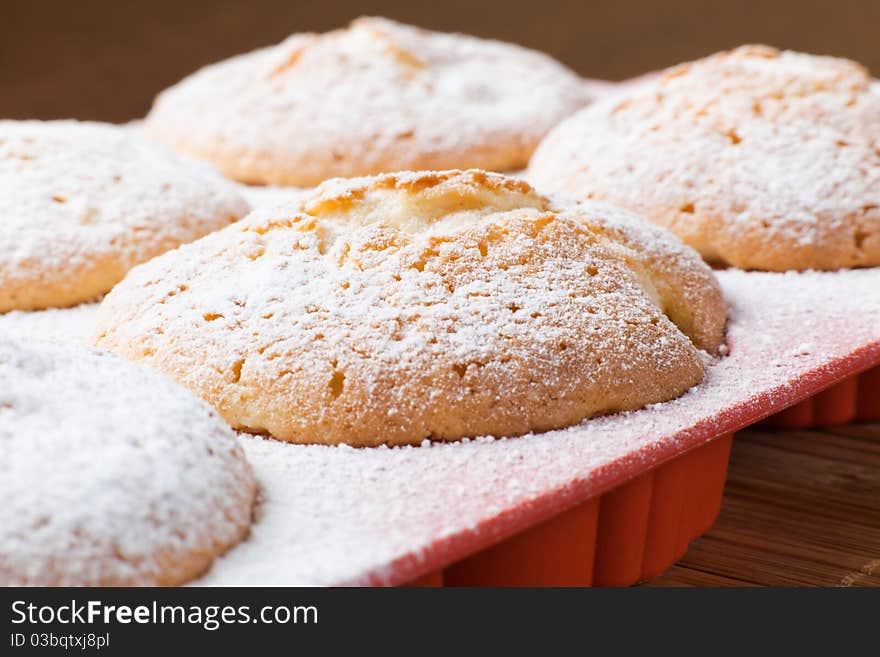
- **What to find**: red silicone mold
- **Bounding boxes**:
[201,269,880,588]
[436,435,733,586]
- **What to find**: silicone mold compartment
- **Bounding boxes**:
[760,365,880,429]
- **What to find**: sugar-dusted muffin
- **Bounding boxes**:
[528,45,880,271]
[94,170,727,446]
[0,120,250,312]
[145,17,592,187]
[0,338,256,586]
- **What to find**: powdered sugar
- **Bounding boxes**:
[146,17,592,186]
[0,338,255,585]
[528,46,880,270]
[95,171,725,446]
[0,120,250,310]
[0,303,99,344]
[196,267,880,585]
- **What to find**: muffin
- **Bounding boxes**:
[0,120,249,311]
[528,45,880,271]
[145,17,592,186]
[0,338,255,585]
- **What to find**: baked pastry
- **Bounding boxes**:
[0,120,249,312]
[528,45,880,271]
[95,170,727,446]
[0,338,255,586]
[145,17,591,186]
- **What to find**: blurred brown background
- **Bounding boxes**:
[3,0,878,122]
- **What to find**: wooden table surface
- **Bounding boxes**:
[647,423,880,586]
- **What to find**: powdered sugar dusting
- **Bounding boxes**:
[0,120,250,310]
[95,171,724,446]
[0,338,255,585]
[197,268,880,585]
[146,17,592,186]
[528,46,880,270]
[0,303,99,344]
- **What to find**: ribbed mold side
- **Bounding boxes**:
[420,434,734,587]
[761,366,880,429]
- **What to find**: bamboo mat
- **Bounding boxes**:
[648,423,880,587]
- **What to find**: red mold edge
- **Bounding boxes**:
[404,434,733,587]
[761,363,880,428]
